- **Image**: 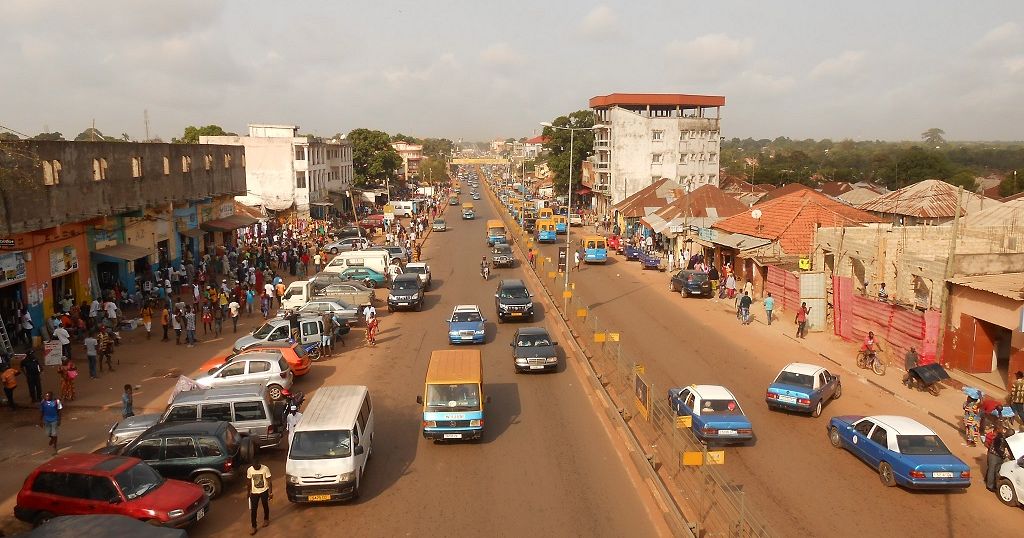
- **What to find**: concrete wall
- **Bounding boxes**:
[597,107,721,206]
[0,141,245,236]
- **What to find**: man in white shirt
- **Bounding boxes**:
[52,324,71,359]
[228,300,241,333]
[362,304,376,324]
[89,299,101,328]
[103,300,119,328]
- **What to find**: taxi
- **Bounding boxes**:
[199,341,313,377]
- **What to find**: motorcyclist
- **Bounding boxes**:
[480,256,490,279]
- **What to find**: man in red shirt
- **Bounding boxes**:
[979,395,1002,434]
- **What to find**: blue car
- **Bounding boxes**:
[827,415,971,489]
[766,363,842,417]
[447,305,486,344]
[667,385,753,444]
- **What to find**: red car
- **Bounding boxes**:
[607,234,622,253]
[358,214,385,231]
[15,454,209,528]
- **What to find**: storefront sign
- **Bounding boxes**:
[698,227,717,242]
[218,202,234,219]
[0,238,15,248]
[50,246,79,277]
[44,341,63,366]
[200,205,213,224]
[0,251,27,286]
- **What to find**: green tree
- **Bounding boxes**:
[422,137,454,158]
[0,132,19,142]
[75,127,118,142]
[419,157,450,184]
[999,173,1022,198]
[173,125,235,144]
[349,128,402,188]
[921,128,946,146]
[31,132,64,141]
[542,109,596,195]
[947,170,978,192]
[391,133,420,144]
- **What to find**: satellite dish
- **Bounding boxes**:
[751,209,762,220]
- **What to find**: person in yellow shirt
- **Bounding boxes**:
[275,282,286,308]
[140,302,153,340]
[2,366,20,410]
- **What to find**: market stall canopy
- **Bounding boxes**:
[200,214,258,232]
[92,243,153,261]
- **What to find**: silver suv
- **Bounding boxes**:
[195,352,293,401]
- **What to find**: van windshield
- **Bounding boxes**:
[289,430,352,459]
[425,383,481,411]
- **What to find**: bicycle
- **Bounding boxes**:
[856,349,886,376]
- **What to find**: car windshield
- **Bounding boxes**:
[493,246,512,255]
[500,287,530,299]
[897,435,951,455]
[426,383,481,411]
[289,430,352,459]
[252,323,277,338]
[451,311,482,323]
[393,280,418,291]
[774,371,814,389]
[433,219,444,225]
[684,272,708,283]
[699,399,744,416]
[516,333,551,347]
[115,462,165,500]
[405,266,425,274]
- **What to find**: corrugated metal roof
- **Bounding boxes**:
[836,187,882,206]
[857,179,1000,218]
[963,198,1024,227]
[612,178,684,218]
[947,272,1024,301]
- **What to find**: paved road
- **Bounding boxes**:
[525,213,1024,536]
[0,187,666,537]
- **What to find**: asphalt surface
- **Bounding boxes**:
[526,213,1024,535]
[0,187,665,537]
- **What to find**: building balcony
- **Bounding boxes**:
[595,139,610,148]
[596,162,610,171]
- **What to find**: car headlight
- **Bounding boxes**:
[515,358,527,364]
[526,302,534,309]
[423,420,437,427]
[287,474,300,484]
[168,509,185,518]
[546,357,557,363]
[339,472,356,482]
[474,329,485,335]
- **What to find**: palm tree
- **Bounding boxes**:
[921,128,946,146]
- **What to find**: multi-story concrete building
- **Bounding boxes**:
[0,140,246,347]
[590,93,726,215]
[202,124,351,216]
[391,140,423,181]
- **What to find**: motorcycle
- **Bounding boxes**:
[856,349,886,376]
[302,341,323,362]
[279,388,305,427]
[481,265,490,281]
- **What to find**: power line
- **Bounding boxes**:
[0,123,30,138]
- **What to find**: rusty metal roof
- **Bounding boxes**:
[857,179,998,218]
[963,198,1024,227]
[947,272,1024,301]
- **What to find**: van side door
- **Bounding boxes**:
[300,319,322,345]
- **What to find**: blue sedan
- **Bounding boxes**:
[667,385,753,444]
[765,363,841,417]
[447,305,486,344]
[827,415,971,489]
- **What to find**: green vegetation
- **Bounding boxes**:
[349,128,402,188]
[173,125,236,144]
[541,109,596,195]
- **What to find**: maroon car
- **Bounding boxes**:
[15,453,209,528]
[358,214,385,231]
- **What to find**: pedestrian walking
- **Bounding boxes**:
[1010,371,1024,429]
[201,305,213,335]
[725,274,737,299]
[21,351,43,403]
[83,332,99,378]
[185,306,197,347]
[141,302,153,340]
[40,391,61,455]
[20,310,34,349]
[902,347,920,388]
[366,313,379,346]
[229,299,241,333]
[213,304,224,337]
[57,357,77,401]
[362,304,376,325]
[246,287,256,316]
[161,305,170,341]
[52,322,71,359]
[246,459,273,535]
[172,308,183,344]
[763,292,775,326]
[286,404,302,445]
[739,292,753,324]
[97,327,115,371]
[2,365,20,410]
[795,302,810,338]
[573,250,581,271]
[963,389,982,446]
[985,425,1010,491]
[122,384,134,418]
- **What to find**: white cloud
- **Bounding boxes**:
[665,33,753,69]
[578,5,618,38]
[734,70,796,95]
[1005,56,1024,76]
[809,51,866,80]
[479,42,525,66]
[972,22,1022,54]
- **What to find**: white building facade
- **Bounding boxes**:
[590,93,725,210]
[201,124,352,216]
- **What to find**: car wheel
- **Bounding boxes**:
[833,383,842,399]
[32,511,55,528]
[680,288,688,298]
[331,247,339,255]
[387,305,394,313]
[364,279,376,289]
[352,471,361,500]
[829,426,842,448]
[668,281,676,292]
[193,472,223,498]
[997,478,1019,506]
[267,384,284,401]
[878,462,897,487]
[415,301,422,312]
[811,400,823,418]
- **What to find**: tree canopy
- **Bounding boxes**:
[74,127,121,142]
[418,157,449,184]
[422,138,454,158]
[542,109,596,195]
[173,125,235,144]
[31,132,64,141]
[349,128,402,188]
[391,133,420,144]
[921,128,946,146]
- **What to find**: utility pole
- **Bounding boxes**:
[936,186,963,365]
[144,109,150,142]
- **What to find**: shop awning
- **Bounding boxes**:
[92,243,153,261]
[200,214,259,232]
[178,227,205,238]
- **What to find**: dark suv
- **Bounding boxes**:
[102,421,254,498]
[15,454,209,528]
[494,279,534,322]
[388,273,424,311]
[491,244,515,268]
[669,270,712,298]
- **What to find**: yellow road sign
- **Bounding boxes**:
[594,332,606,342]
[682,452,703,466]
[548,271,557,279]
[608,333,620,342]
[576,308,587,318]
[562,290,572,298]
[682,451,725,466]
[675,415,692,428]
[633,364,645,375]
[706,451,726,465]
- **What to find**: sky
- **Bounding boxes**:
[1,1,1022,143]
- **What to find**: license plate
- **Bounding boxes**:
[308,494,332,501]
[778,395,797,404]
[195,508,205,520]
[461,336,473,340]
[443,433,462,439]
[529,365,544,370]
[932,472,954,478]
[718,430,737,435]
[398,302,408,306]
[510,312,522,316]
